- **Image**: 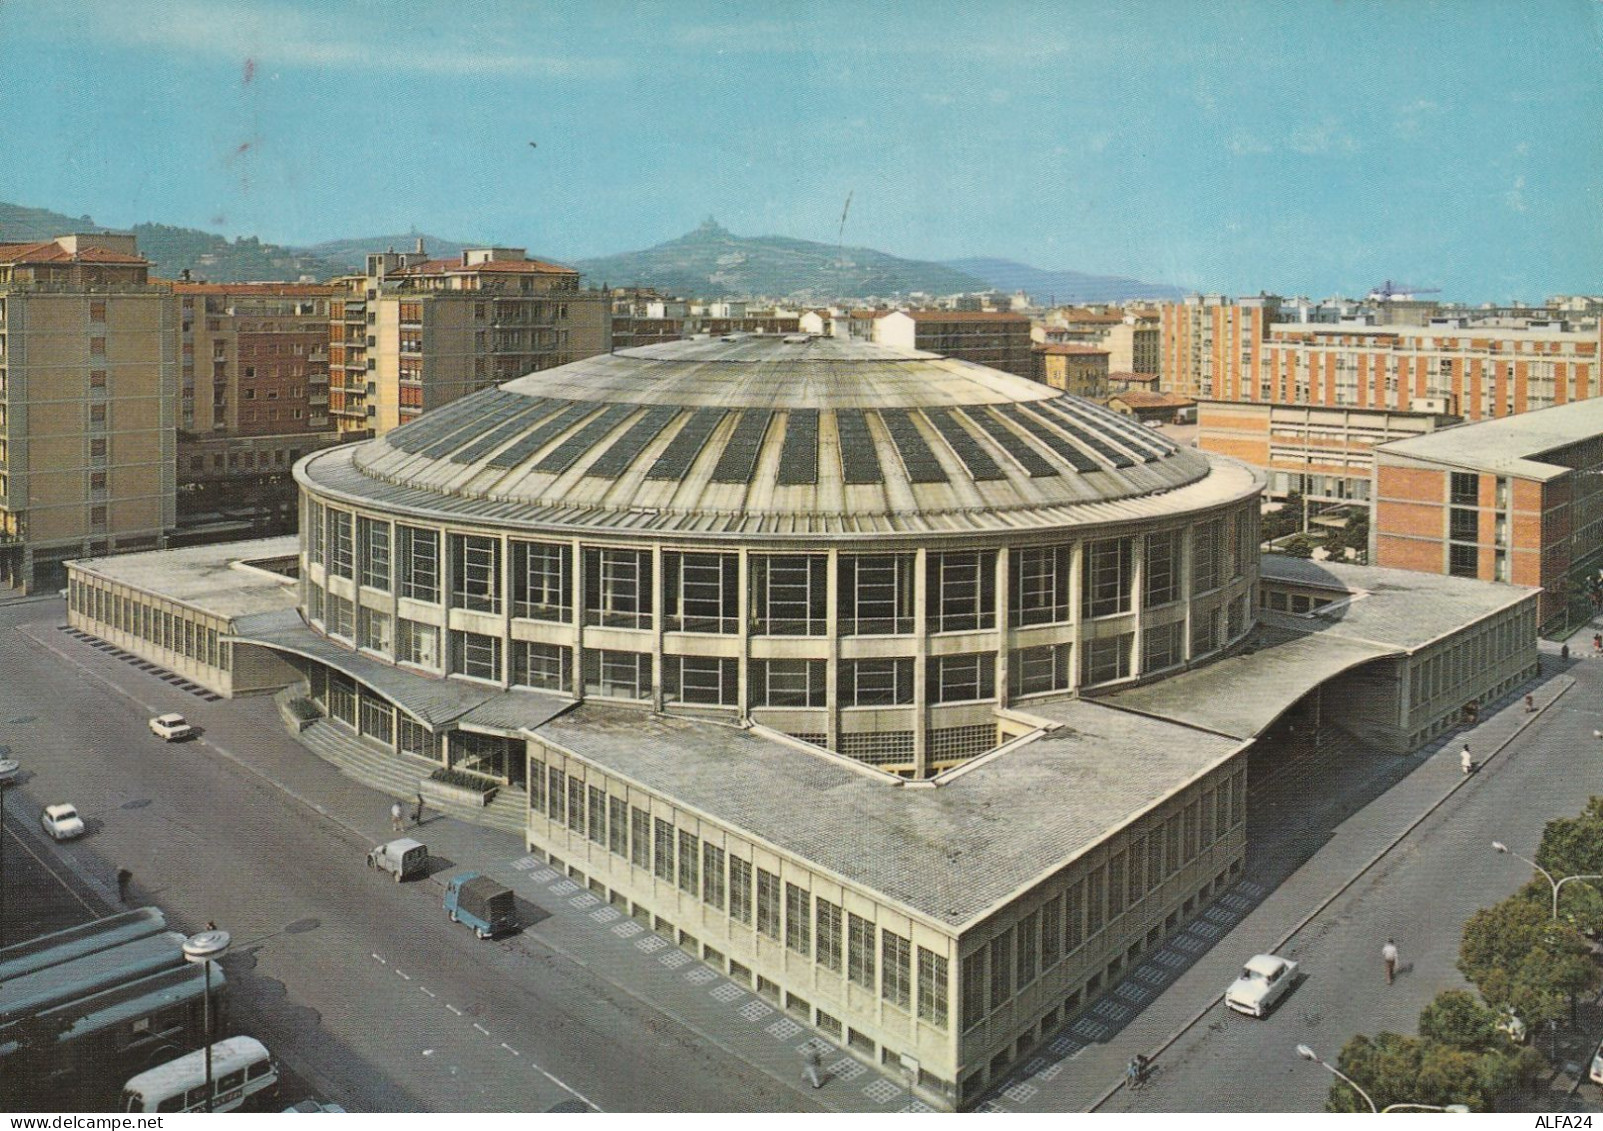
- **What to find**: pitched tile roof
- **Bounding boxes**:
[0,240,148,266]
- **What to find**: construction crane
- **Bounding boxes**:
[1367,279,1442,302]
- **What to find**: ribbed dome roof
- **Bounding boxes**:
[304,336,1241,538]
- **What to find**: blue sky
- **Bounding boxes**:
[1,0,1598,300]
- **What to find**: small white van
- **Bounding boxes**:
[121,1036,279,1113]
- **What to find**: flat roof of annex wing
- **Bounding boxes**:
[527,698,1244,931]
[67,536,300,622]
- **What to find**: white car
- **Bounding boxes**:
[149,713,194,741]
[1224,953,1299,1017]
[41,803,85,841]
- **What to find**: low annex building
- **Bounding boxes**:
[60,336,1541,1109]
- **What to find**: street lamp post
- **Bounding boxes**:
[182,929,231,1113]
[1491,840,1603,920]
[1296,1045,1470,1113]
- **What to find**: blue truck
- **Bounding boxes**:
[443,872,515,939]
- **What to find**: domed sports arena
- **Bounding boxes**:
[293,335,1262,776]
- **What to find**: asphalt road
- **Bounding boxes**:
[0,601,803,1113]
[1101,649,1603,1114]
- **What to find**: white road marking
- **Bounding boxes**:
[501,1043,520,1056]
[530,1062,603,1112]
[396,970,412,981]
[446,1004,463,1016]
[372,954,386,964]
[420,987,437,998]
[473,1022,491,1035]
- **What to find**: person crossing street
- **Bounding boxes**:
[1382,938,1399,984]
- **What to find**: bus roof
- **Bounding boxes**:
[0,931,187,1027]
[0,909,167,983]
[122,1036,270,1097]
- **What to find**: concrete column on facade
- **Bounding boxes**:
[913,547,930,778]
[994,547,1011,709]
[826,547,840,754]
[736,548,751,719]
[1180,522,1195,664]
[569,536,585,700]
[498,532,512,688]
[1130,533,1146,677]
[1068,539,1083,688]
[651,544,665,713]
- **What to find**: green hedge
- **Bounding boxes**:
[429,767,498,792]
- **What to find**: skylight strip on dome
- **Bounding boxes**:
[923,408,1005,481]
[878,408,949,484]
[532,403,640,474]
[993,403,1104,472]
[1047,397,1172,459]
[776,409,819,486]
[585,405,682,479]
[415,394,549,460]
[400,390,521,456]
[710,410,775,484]
[479,400,600,468]
[834,409,884,484]
[955,407,1060,478]
[646,408,728,481]
[1019,402,1135,469]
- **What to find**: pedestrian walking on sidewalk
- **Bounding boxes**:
[803,1047,825,1089]
[413,792,425,825]
[1593,632,1601,657]
[1461,745,1473,775]
[116,868,132,904]
[1382,938,1398,984]
[1525,693,1536,713]
[390,801,404,833]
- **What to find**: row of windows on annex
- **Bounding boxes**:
[957,768,1247,1040]
[67,578,226,671]
[1407,602,1536,714]
[302,503,1257,638]
[528,755,953,1035]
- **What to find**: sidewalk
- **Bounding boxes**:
[17,615,929,1113]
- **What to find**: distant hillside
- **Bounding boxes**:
[575,218,989,300]
[0,200,106,241]
[299,233,479,273]
[946,257,1184,304]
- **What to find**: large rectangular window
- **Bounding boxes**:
[881,930,911,1009]
[842,658,914,707]
[785,883,811,955]
[816,898,843,972]
[1192,518,1224,594]
[358,607,392,653]
[729,857,753,925]
[450,534,502,613]
[583,650,652,700]
[665,552,738,634]
[449,630,501,682]
[756,868,781,940]
[917,947,949,1028]
[839,554,915,635]
[359,517,391,591]
[397,525,440,603]
[988,928,1013,1011]
[1142,621,1183,672]
[664,655,738,706]
[1144,529,1181,607]
[1009,643,1071,697]
[847,913,876,989]
[609,797,628,856]
[1082,537,1134,618]
[327,510,354,578]
[1041,896,1063,969]
[928,652,996,704]
[511,540,570,621]
[1011,545,1072,626]
[928,551,995,633]
[702,843,725,910]
[1083,634,1133,686]
[653,818,675,882]
[395,618,440,668]
[307,500,325,565]
[512,640,570,692]
[678,830,699,894]
[961,951,987,1030]
[749,659,827,708]
[584,547,652,629]
[588,786,606,846]
[630,807,650,869]
[750,554,827,636]
[547,767,566,824]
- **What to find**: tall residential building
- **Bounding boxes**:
[1371,399,1603,628]
[173,281,341,537]
[1038,307,1160,375]
[1159,293,1279,401]
[329,245,610,438]
[872,310,1034,377]
[0,234,174,591]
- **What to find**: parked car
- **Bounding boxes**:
[444,872,515,939]
[148,714,194,741]
[1591,1052,1603,1086]
[1496,1009,1527,1044]
[283,1100,348,1113]
[1224,953,1299,1017]
[0,757,19,784]
[367,837,428,882]
[41,803,86,841]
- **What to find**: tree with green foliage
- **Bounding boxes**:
[1280,533,1317,559]
[1262,492,1305,542]
[1459,891,1600,1025]
[1535,796,1603,931]
[1418,990,1503,1052]
[1343,510,1370,559]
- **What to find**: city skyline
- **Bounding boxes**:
[1,1,1598,300]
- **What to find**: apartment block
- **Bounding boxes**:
[0,234,175,592]
[872,310,1034,377]
[609,289,801,349]
[1031,343,1109,395]
[1371,399,1603,628]
[1038,307,1160,375]
[330,245,610,438]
